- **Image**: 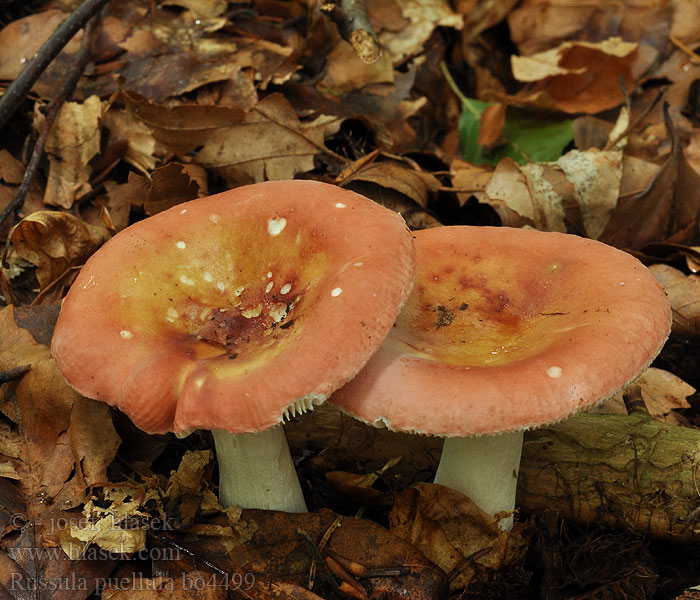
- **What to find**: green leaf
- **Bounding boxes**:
[458,98,574,167]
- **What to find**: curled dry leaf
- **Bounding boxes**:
[510,38,638,114]
[591,367,694,426]
[389,484,526,591]
[650,264,700,340]
[35,96,105,209]
[338,158,440,208]
[9,211,111,289]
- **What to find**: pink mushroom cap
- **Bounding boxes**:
[330,226,672,436]
[51,180,415,434]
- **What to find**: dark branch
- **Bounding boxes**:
[321,0,382,64]
[0,14,96,230]
[0,0,111,132]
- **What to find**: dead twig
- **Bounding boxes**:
[0,0,111,131]
[670,34,700,65]
[0,14,97,230]
[321,0,382,64]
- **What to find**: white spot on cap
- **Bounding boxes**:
[280,283,292,295]
[619,282,625,286]
[180,275,195,286]
[120,330,133,339]
[204,272,213,282]
[242,305,263,318]
[167,307,179,318]
[331,287,342,297]
[353,262,364,267]
[216,282,226,291]
[82,275,95,289]
[267,217,287,236]
[234,286,245,296]
[267,271,272,278]
[195,376,206,390]
[335,202,346,208]
[209,214,220,224]
[180,208,187,214]
[176,241,186,249]
[265,281,273,293]
[547,366,563,379]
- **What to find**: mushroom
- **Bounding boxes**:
[329,226,671,529]
[51,180,415,512]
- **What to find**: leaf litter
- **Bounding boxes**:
[0,0,699,598]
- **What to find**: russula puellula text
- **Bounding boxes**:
[330,226,671,529]
[52,180,415,512]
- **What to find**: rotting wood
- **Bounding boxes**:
[518,410,700,541]
[288,404,700,540]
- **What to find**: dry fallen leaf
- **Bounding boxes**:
[600,108,700,249]
[510,38,638,114]
[36,96,105,209]
[650,263,700,339]
[389,484,527,591]
[195,93,330,183]
[591,367,694,425]
[9,211,111,290]
[0,305,121,523]
[101,571,227,600]
[123,162,208,215]
[155,510,447,600]
[0,9,83,99]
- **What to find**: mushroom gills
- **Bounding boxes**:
[279,393,326,422]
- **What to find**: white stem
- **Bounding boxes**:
[434,431,524,530]
[212,425,307,512]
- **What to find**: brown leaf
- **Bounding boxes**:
[377,0,463,63]
[600,107,700,249]
[592,367,694,425]
[508,1,671,57]
[389,484,526,590]
[476,103,506,149]
[9,211,111,289]
[120,90,244,156]
[124,163,208,215]
[318,38,394,95]
[0,9,83,99]
[156,510,447,600]
[650,264,700,340]
[194,94,329,182]
[510,38,637,114]
[449,159,493,207]
[338,158,440,208]
[0,150,26,185]
[34,96,104,209]
[0,305,121,519]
